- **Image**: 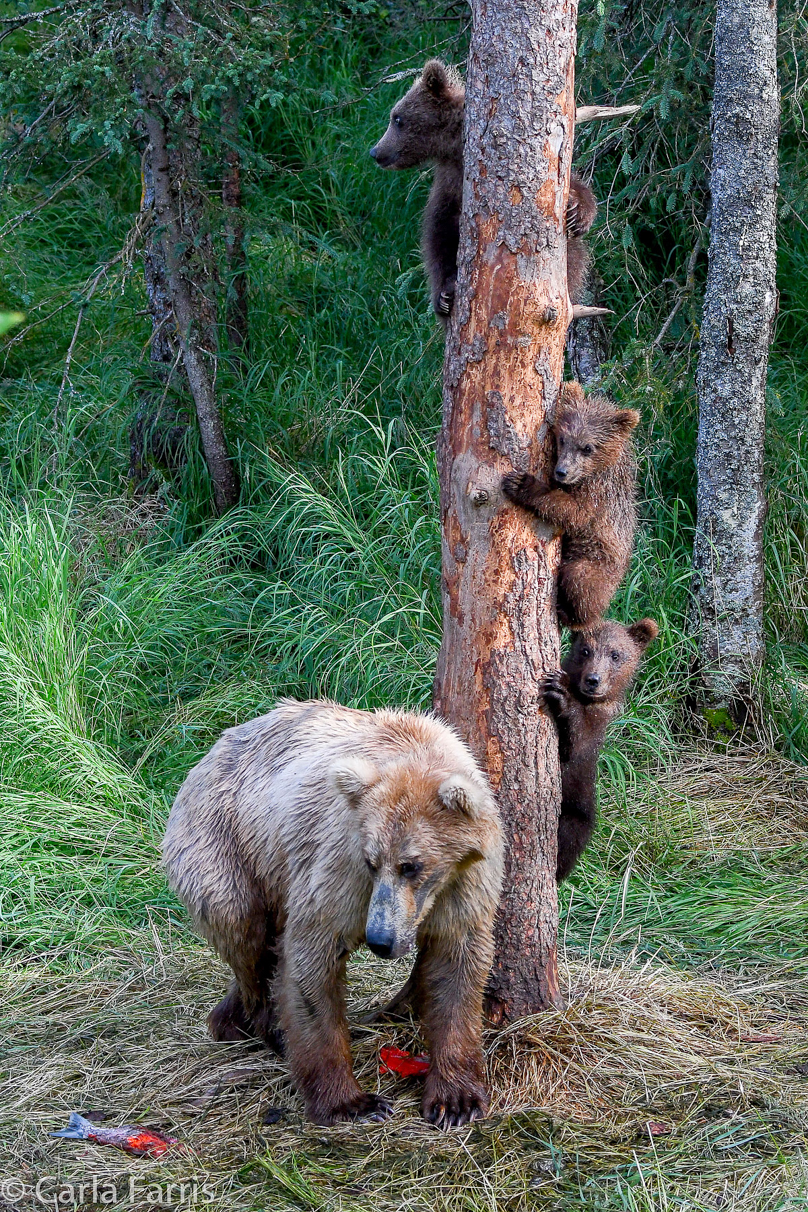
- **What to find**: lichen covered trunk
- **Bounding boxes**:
[142,108,240,515]
[434,0,578,1021]
[692,0,779,724]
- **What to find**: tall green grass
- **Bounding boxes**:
[0,6,805,969]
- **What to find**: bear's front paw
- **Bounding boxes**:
[315,1090,395,1125]
[541,670,570,708]
[502,472,540,508]
[437,285,455,317]
[422,1074,488,1130]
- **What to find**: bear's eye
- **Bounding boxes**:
[610,650,622,662]
[581,646,592,658]
[365,857,379,874]
[393,115,403,128]
[399,860,423,880]
[581,444,594,456]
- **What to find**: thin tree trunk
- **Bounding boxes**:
[692,0,778,726]
[142,108,240,514]
[566,270,610,384]
[222,92,249,357]
[434,0,578,1022]
[130,149,184,487]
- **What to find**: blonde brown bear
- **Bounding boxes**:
[163,699,504,1128]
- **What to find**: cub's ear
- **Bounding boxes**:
[438,774,489,819]
[331,757,379,805]
[627,617,659,649]
[610,408,640,435]
[422,59,450,98]
[557,381,586,417]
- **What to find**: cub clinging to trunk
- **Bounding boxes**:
[502,381,639,628]
[369,59,598,321]
[546,617,659,882]
[163,699,503,1130]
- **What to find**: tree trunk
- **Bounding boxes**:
[692,0,778,726]
[222,92,249,357]
[566,270,610,384]
[434,0,579,1022]
[130,149,186,487]
[142,107,240,514]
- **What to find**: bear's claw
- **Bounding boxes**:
[318,1091,394,1125]
[422,1078,488,1130]
[502,472,539,506]
[437,289,454,316]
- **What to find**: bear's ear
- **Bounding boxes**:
[422,59,450,98]
[627,617,659,649]
[609,408,640,435]
[557,381,586,418]
[331,757,379,805]
[438,774,488,819]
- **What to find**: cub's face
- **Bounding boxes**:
[565,618,658,703]
[331,760,498,959]
[369,61,463,171]
[552,402,639,486]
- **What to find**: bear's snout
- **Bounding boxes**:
[365,879,415,959]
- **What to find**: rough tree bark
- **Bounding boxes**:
[130,149,186,487]
[434,0,580,1021]
[692,0,779,726]
[142,106,240,514]
[566,269,611,384]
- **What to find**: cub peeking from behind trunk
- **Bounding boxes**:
[502,382,639,629]
[163,699,503,1130]
[369,59,598,321]
[546,617,659,882]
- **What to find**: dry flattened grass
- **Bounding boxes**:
[599,745,808,860]
[650,748,808,854]
[2,936,807,1211]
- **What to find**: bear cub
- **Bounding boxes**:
[370,59,598,320]
[163,699,504,1130]
[546,617,659,882]
[502,381,639,629]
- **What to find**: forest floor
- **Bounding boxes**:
[3,746,807,1211]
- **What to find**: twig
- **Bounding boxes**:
[571,304,613,320]
[575,104,641,124]
[0,4,72,25]
[0,152,111,241]
[652,238,703,347]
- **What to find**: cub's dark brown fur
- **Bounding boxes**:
[544,618,658,882]
[370,60,597,320]
[502,382,639,628]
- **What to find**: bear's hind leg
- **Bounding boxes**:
[557,556,619,629]
[209,983,254,1042]
[211,903,284,1051]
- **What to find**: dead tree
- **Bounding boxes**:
[692,0,779,725]
[433,0,581,1022]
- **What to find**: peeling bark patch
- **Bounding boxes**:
[486,391,520,461]
[727,314,734,356]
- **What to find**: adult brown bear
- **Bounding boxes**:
[163,699,504,1129]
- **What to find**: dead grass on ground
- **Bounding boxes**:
[2,932,807,1212]
[648,749,808,855]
